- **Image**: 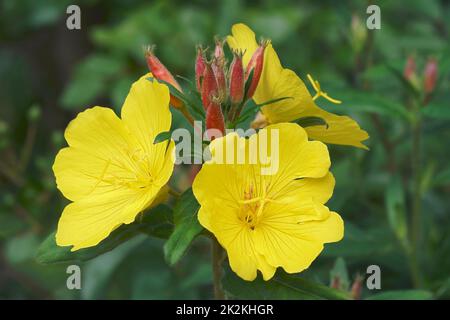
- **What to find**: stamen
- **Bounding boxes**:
[307,74,342,104]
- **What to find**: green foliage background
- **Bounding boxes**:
[0,0,449,299]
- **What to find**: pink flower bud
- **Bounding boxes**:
[145,46,183,108]
[229,51,245,105]
[214,37,225,60]
[195,46,206,92]
[423,58,438,95]
[244,41,267,100]
[403,56,416,81]
[201,63,218,111]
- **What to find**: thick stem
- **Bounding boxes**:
[410,113,423,288]
[211,238,225,299]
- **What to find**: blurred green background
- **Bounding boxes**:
[0,0,449,299]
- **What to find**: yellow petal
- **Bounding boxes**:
[263,123,330,180]
[227,23,369,149]
[304,109,370,149]
[259,69,317,123]
[227,23,283,101]
[121,73,171,154]
[56,187,156,250]
[199,202,276,281]
[54,74,175,250]
[254,211,343,274]
[53,107,137,201]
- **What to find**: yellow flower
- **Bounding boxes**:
[192,123,343,281]
[53,73,175,251]
[227,23,369,149]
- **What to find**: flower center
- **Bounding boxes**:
[89,147,155,194]
[238,182,272,230]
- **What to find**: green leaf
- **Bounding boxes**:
[223,269,350,300]
[61,54,123,110]
[366,290,433,300]
[35,204,173,264]
[434,167,450,187]
[322,222,395,259]
[386,64,421,98]
[235,96,293,126]
[385,176,407,243]
[153,130,172,144]
[244,68,255,99]
[294,116,328,128]
[164,188,203,266]
[422,104,450,120]
[0,213,26,238]
[331,90,410,120]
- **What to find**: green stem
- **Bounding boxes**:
[410,111,423,288]
[211,238,225,299]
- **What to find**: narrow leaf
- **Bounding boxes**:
[153,131,172,144]
[223,268,350,300]
[164,188,203,266]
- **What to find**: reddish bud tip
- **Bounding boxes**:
[244,40,268,100]
[206,100,225,138]
[403,56,416,81]
[214,37,225,60]
[195,46,206,92]
[212,58,227,100]
[350,275,363,300]
[145,46,182,91]
[330,276,341,290]
[201,63,218,111]
[229,51,245,105]
[145,46,183,108]
[424,57,438,95]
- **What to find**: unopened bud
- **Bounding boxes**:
[201,63,218,111]
[404,56,416,81]
[212,58,226,100]
[144,46,183,108]
[423,57,438,95]
[229,51,245,105]
[206,99,225,138]
[245,41,267,100]
[214,37,225,60]
[350,274,363,300]
[330,276,341,290]
[195,46,206,92]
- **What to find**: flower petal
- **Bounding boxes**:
[56,187,156,251]
[227,23,369,149]
[199,202,276,281]
[54,107,138,201]
[304,109,370,150]
[121,73,171,154]
[254,211,343,273]
[263,123,330,181]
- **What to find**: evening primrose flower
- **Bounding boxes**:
[227,23,369,149]
[53,73,174,250]
[192,123,343,281]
